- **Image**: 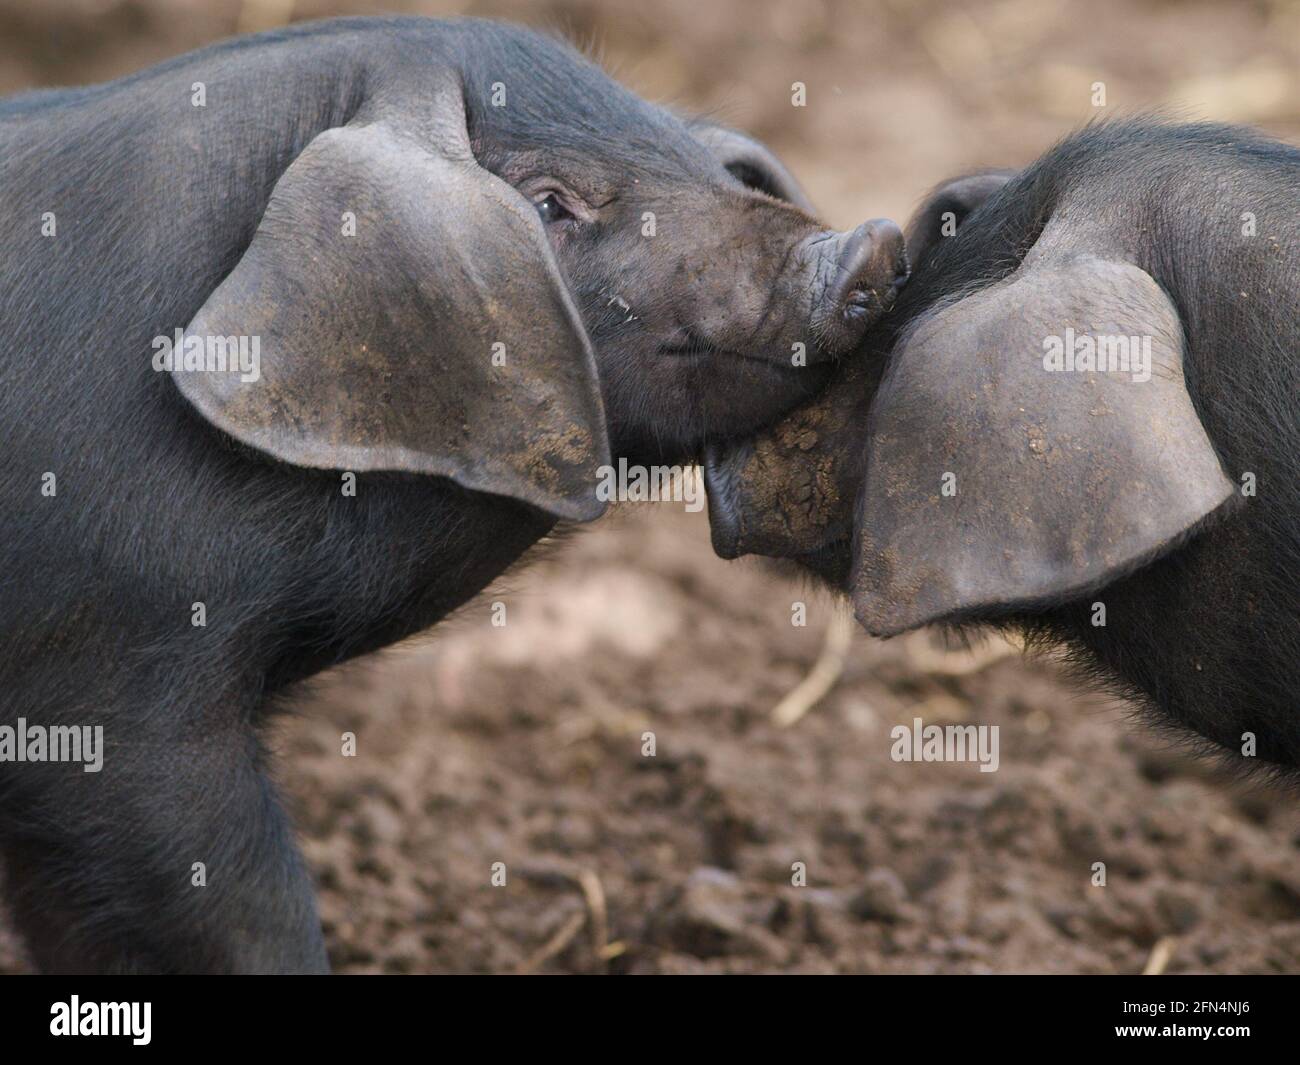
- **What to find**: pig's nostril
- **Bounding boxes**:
[844,287,881,313]
[834,219,908,304]
[812,218,909,356]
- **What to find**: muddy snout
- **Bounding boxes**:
[704,355,881,562]
[809,218,909,356]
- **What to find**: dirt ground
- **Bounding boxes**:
[1,0,1297,973]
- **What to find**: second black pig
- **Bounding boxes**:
[707,120,1300,776]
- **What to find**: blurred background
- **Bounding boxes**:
[1,0,1297,973]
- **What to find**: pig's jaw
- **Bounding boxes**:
[701,442,748,559]
[798,537,854,588]
[704,442,854,588]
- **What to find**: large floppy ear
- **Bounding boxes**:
[904,170,1017,269]
[852,227,1236,636]
[689,122,816,213]
[172,94,609,522]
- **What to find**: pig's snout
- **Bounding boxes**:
[809,218,909,356]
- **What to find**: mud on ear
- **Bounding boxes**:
[904,170,1017,269]
[689,122,816,213]
[172,89,609,522]
[851,228,1236,636]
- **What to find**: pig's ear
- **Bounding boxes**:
[689,123,816,213]
[904,170,1016,268]
[171,88,609,522]
[850,238,1236,637]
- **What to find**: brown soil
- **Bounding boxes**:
[278,507,1300,974]
[1,0,1297,974]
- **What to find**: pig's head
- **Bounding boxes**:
[461,29,908,464]
[171,21,906,523]
[704,168,1235,634]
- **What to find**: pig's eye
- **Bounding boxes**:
[534,192,575,224]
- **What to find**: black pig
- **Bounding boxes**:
[0,17,908,972]
[707,121,1300,777]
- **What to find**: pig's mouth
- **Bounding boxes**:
[659,332,798,370]
[700,441,749,558]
